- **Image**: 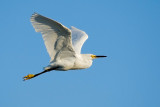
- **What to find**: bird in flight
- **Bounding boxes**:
[23,13,107,80]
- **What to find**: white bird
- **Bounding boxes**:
[23,13,107,80]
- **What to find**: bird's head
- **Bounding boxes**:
[91,55,107,59]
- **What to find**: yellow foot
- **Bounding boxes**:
[23,74,35,81]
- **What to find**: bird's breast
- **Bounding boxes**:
[47,56,92,71]
[71,58,92,70]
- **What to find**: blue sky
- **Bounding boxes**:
[0,0,160,107]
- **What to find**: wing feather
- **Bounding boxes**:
[71,26,88,54]
[30,13,75,62]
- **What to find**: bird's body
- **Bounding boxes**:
[45,54,93,71]
[23,13,106,80]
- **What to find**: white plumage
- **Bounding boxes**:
[23,13,106,80]
[71,26,88,54]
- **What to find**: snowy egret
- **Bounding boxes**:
[23,13,107,80]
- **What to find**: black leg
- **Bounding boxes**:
[34,70,50,77]
[23,67,59,81]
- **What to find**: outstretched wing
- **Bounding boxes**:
[71,26,88,54]
[30,13,75,62]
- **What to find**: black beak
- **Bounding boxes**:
[95,55,107,58]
